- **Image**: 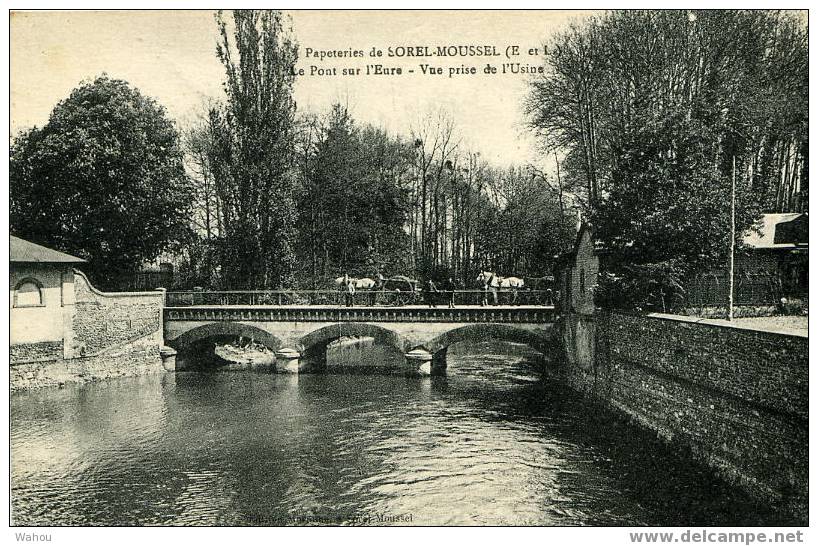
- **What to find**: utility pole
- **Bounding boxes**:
[553,154,565,215]
[553,152,567,247]
[727,155,736,321]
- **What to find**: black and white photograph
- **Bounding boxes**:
[5,6,810,537]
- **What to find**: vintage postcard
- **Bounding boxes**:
[7,7,809,539]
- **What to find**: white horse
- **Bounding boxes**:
[476,271,494,287]
[334,275,376,290]
[501,276,525,289]
[476,271,525,289]
[355,277,376,290]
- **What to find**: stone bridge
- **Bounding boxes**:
[164,305,557,375]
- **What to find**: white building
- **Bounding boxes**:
[10,235,85,360]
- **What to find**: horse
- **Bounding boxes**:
[499,276,525,289]
[476,271,525,305]
[334,275,376,290]
[476,271,496,288]
[357,278,376,290]
[476,271,525,289]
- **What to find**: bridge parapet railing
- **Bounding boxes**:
[165,289,555,307]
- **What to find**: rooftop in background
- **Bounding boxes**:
[743,213,808,250]
[10,235,86,264]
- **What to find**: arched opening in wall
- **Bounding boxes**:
[14,278,44,307]
[323,336,406,374]
[169,324,281,371]
[424,324,555,383]
[298,323,407,374]
[442,341,546,384]
[580,267,586,295]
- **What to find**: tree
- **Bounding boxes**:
[474,165,575,276]
[526,10,808,307]
[181,105,224,288]
[409,109,460,275]
[295,104,412,286]
[208,9,299,289]
[10,75,194,289]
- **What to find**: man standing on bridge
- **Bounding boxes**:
[345,278,356,307]
[425,279,438,308]
[444,277,456,308]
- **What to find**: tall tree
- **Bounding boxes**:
[10,76,193,289]
[180,108,224,288]
[409,109,460,275]
[295,104,412,285]
[209,9,299,288]
[527,9,807,280]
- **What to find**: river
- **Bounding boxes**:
[10,341,789,526]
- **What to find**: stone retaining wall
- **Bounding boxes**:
[562,311,808,522]
[70,271,163,357]
[10,335,163,392]
[9,341,63,364]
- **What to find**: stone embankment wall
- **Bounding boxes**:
[10,341,63,364]
[561,311,808,522]
[11,271,165,391]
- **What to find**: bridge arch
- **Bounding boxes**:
[168,322,283,353]
[297,322,408,357]
[422,323,556,359]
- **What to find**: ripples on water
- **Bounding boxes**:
[11,341,790,526]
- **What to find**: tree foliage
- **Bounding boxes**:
[187,101,571,289]
[180,10,578,289]
[295,104,413,286]
[10,75,193,289]
[474,165,576,276]
[527,10,808,302]
[207,9,300,289]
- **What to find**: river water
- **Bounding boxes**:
[11,341,789,526]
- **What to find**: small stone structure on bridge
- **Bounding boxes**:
[163,305,558,375]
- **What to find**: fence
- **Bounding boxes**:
[165,289,555,308]
[684,272,783,308]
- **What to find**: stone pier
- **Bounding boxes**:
[405,348,433,375]
[274,348,304,373]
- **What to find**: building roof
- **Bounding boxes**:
[743,213,808,250]
[10,236,86,264]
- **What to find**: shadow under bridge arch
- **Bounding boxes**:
[297,322,409,368]
[168,322,283,369]
[420,323,557,371]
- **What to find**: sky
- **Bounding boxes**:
[10,10,599,167]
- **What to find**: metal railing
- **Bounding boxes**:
[165,289,556,308]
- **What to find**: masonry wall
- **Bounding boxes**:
[562,311,808,522]
[10,334,163,391]
[70,270,164,357]
[10,269,165,391]
[558,227,599,372]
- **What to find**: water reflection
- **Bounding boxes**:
[11,341,791,526]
